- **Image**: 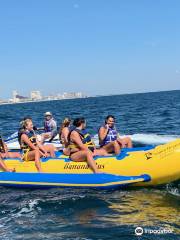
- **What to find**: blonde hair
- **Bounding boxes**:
[23,119,33,129]
[59,118,71,135]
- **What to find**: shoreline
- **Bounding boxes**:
[0,97,88,106]
[0,89,179,106]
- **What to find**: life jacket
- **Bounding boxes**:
[44,118,57,133]
[68,128,95,151]
[20,130,37,153]
[99,125,118,147]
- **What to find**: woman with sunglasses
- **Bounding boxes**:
[98,115,132,155]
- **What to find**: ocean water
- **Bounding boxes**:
[0,90,179,239]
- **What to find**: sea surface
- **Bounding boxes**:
[0,90,179,240]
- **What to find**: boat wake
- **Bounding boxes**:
[93,133,179,146]
[128,133,179,145]
[166,182,180,197]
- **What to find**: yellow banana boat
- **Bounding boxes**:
[0,139,180,189]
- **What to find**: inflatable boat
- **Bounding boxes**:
[1,139,180,189]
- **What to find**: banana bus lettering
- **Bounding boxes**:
[64,163,105,170]
[145,142,180,160]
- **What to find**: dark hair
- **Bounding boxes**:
[23,116,32,121]
[73,117,86,127]
[105,115,115,124]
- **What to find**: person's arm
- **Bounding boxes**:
[36,142,48,157]
[3,141,8,153]
[35,136,48,156]
[99,126,109,142]
[71,131,88,151]
[49,120,57,142]
[52,120,57,133]
[116,129,122,142]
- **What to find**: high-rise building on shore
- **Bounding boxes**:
[61,92,85,99]
[30,91,42,100]
[5,90,87,104]
[12,90,18,102]
[10,90,28,103]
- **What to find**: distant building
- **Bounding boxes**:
[75,92,84,98]
[11,90,28,103]
[7,90,87,104]
[12,90,19,103]
[12,90,18,101]
[62,92,86,99]
[30,91,42,101]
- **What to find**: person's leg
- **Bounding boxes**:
[7,152,21,159]
[26,149,42,172]
[41,133,51,143]
[63,148,71,156]
[0,153,7,158]
[93,148,111,156]
[118,137,132,148]
[70,150,101,173]
[0,157,15,172]
[124,137,133,148]
[43,144,55,157]
[103,141,121,155]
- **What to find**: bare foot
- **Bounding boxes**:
[94,170,103,174]
[7,168,16,172]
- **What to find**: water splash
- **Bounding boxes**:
[129,133,179,145]
[93,133,179,146]
[166,183,180,197]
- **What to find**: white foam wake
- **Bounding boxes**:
[166,183,180,197]
[129,133,179,145]
[93,133,179,146]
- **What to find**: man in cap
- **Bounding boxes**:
[41,112,57,142]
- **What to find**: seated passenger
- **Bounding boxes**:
[68,117,108,173]
[19,119,55,172]
[0,136,16,172]
[59,118,72,147]
[18,116,38,142]
[98,115,132,155]
[59,118,72,155]
[0,135,21,159]
[41,112,57,142]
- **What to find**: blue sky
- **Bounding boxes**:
[0,0,180,99]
